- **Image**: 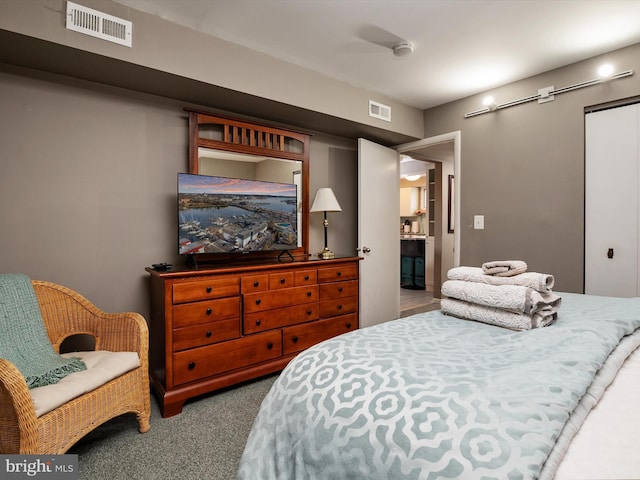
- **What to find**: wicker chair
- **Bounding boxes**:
[0,280,151,454]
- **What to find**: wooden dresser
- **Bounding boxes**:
[146,256,360,417]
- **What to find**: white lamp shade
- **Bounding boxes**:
[310,187,342,212]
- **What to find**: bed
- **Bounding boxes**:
[238,292,640,479]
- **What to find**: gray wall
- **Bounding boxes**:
[0,66,184,314]
[0,65,357,318]
[423,43,640,292]
[0,0,423,144]
[2,0,640,311]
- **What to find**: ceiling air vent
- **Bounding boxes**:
[66,1,132,47]
[369,100,391,122]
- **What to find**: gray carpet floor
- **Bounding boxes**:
[69,374,278,480]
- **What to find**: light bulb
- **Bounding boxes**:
[482,96,497,111]
[598,64,614,78]
[404,175,422,181]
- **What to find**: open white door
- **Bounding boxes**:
[358,138,400,327]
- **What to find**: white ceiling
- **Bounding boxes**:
[115,0,640,110]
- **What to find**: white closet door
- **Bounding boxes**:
[585,103,640,297]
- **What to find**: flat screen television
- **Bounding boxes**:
[178,173,298,257]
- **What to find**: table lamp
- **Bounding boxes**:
[310,187,342,259]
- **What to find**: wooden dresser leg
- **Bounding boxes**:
[161,400,185,418]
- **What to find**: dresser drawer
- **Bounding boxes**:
[241,274,270,293]
[319,296,358,318]
[317,264,358,283]
[243,285,319,313]
[244,303,319,334]
[173,297,240,328]
[172,331,282,386]
[269,271,295,289]
[173,276,240,304]
[295,269,317,286]
[172,319,240,352]
[319,280,359,300]
[283,313,358,355]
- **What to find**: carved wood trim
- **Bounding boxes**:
[187,110,308,170]
[185,109,310,260]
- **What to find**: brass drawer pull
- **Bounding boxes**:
[188,362,196,370]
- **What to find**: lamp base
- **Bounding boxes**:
[317,248,335,260]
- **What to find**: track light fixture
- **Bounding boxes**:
[464,66,634,118]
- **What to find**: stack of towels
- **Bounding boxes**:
[441,260,561,331]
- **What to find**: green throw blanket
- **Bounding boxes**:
[0,273,86,389]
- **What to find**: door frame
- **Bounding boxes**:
[395,131,461,294]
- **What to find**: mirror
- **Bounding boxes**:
[198,148,304,248]
[187,109,310,259]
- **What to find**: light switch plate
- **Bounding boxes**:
[474,215,484,229]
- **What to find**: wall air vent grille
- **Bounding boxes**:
[369,100,391,122]
[66,1,132,47]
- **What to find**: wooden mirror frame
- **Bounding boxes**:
[186,109,310,262]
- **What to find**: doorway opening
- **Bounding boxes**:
[399,157,436,315]
[395,132,460,316]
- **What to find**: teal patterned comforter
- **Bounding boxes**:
[238,293,640,480]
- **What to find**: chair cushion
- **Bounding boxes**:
[30,350,140,417]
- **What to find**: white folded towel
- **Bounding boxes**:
[481,260,528,277]
[447,266,555,293]
[442,280,561,315]
[441,298,558,331]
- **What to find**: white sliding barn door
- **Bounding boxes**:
[358,138,400,327]
[585,103,640,297]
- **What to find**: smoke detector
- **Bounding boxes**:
[393,41,414,57]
